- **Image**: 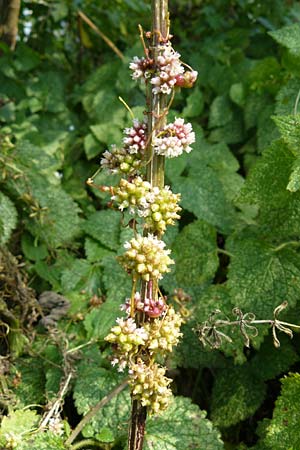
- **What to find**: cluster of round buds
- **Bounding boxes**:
[123,119,147,154]
[141,185,181,233]
[175,70,198,88]
[128,360,172,415]
[145,307,183,353]
[100,145,142,175]
[112,177,151,212]
[111,178,181,233]
[105,317,148,358]
[154,118,195,158]
[121,292,167,318]
[119,234,174,281]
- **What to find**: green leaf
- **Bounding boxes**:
[172,140,241,233]
[258,373,300,449]
[12,358,45,405]
[170,220,219,290]
[209,95,233,128]
[145,396,224,450]
[287,157,300,192]
[90,123,123,146]
[211,365,266,428]
[61,258,102,295]
[269,23,300,56]
[182,88,204,118]
[239,140,300,238]
[84,133,101,160]
[229,83,245,107]
[84,210,121,251]
[227,230,300,329]
[275,78,300,116]
[13,44,40,72]
[73,350,129,443]
[249,335,299,381]
[21,233,48,261]
[85,237,114,262]
[17,432,66,450]
[0,410,39,448]
[0,191,17,244]
[273,114,300,156]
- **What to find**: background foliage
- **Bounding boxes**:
[1,0,300,449]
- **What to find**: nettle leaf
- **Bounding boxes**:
[61,258,102,295]
[227,230,300,338]
[0,410,39,448]
[269,23,300,56]
[12,358,45,405]
[211,365,266,428]
[239,140,300,238]
[182,87,204,118]
[258,373,300,449]
[0,191,17,244]
[163,220,218,294]
[249,335,299,381]
[84,254,131,340]
[73,350,129,443]
[84,133,101,160]
[85,237,114,262]
[84,210,121,251]
[18,432,66,450]
[287,157,300,192]
[275,77,300,116]
[21,233,48,261]
[25,186,82,248]
[273,114,300,156]
[209,95,233,128]
[144,396,224,450]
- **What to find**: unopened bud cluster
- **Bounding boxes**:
[128,360,172,414]
[100,145,142,175]
[119,234,174,281]
[112,177,181,232]
[145,307,183,353]
[102,30,197,417]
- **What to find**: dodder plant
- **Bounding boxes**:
[93,1,197,448]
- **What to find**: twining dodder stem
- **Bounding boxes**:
[127,1,169,449]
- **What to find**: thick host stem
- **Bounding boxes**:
[127,2,169,449]
[0,0,21,50]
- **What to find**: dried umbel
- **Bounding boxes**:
[119,234,174,281]
[128,360,172,414]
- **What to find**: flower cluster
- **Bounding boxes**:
[119,234,174,281]
[100,119,147,175]
[130,43,197,95]
[121,291,167,318]
[145,307,183,353]
[123,119,147,154]
[112,177,181,232]
[102,29,196,419]
[154,118,195,158]
[100,145,142,175]
[128,360,172,414]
